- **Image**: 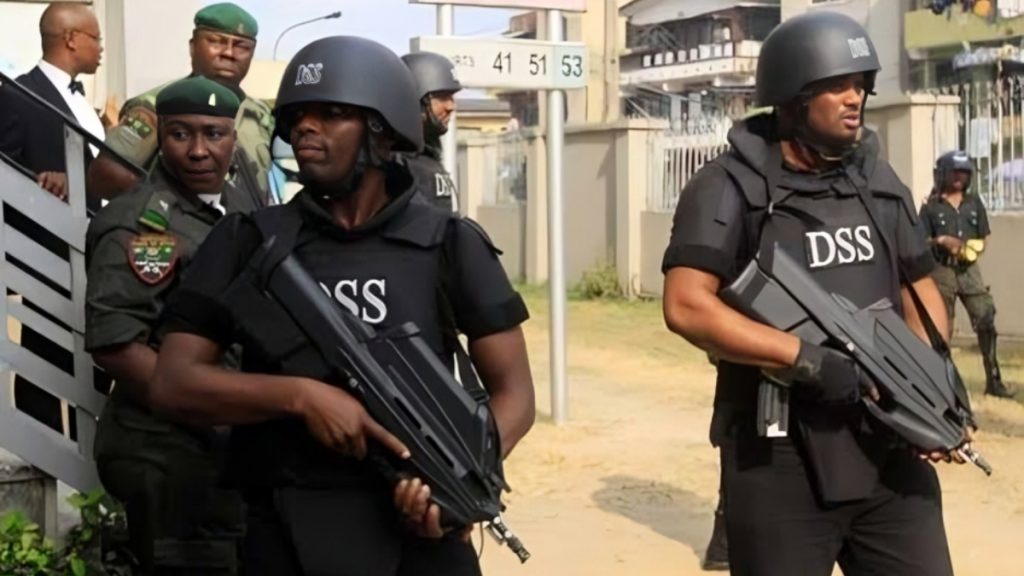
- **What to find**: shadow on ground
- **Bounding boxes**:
[975,404,1024,438]
[591,474,716,556]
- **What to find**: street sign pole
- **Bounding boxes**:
[411,36,587,89]
[412,0,585,425]
[437,4,458,191]
[547,8,567,425]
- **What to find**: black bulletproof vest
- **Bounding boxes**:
[219,196,458,489]
[712,146,917,502]
[401,152,456,211]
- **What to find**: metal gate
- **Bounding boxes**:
[481,130,529,206]
[646,116,732,212]
[940,74,1024,212]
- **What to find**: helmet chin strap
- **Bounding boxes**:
[423,95,448,142]
[794,118,859,162]
[793,94,870,163]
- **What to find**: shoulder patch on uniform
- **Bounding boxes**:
[127,233,178,285]
[458,217,503,256]
[126,116,154,139]
[139,207,169,231]
[122,104,158,140]
[137,190,176,232]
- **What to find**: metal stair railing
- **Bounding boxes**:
[0,70,144,498]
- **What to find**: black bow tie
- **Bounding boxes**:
[68,79,84,95]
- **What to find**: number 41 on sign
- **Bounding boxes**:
[411,36,588,90]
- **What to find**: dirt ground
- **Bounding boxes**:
[478,287,1024,576]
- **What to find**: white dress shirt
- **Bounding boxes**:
[37,59,105,157]
[198,193,226,215]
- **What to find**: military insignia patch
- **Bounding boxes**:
[123,107,157,140]
[127,117,153,138]
[139,207,169,232]
[127,234,178,284]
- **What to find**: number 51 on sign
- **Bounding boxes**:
[411,36,588,90]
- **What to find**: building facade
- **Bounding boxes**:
[493,0,629,129]
[618,0,780,130]
[905,0,1024,210]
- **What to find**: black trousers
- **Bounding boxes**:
[95,391,244,575]
[242,486,482,576]
[722,435,953,576]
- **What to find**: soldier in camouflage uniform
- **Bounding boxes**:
[87,2,273,204]
[920,150,1015,398]
[86,77,263,575]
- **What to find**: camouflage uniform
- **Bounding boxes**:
[87,160,262,574]
[104,83,274,203]
[920,191,1012,397]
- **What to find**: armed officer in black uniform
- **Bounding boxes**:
[920,150,1015,398]
[147,36,535,576]
[662,12,966,576]
[397,51,461,212]
[86,76,262,575]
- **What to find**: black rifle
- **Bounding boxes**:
[720,243,991,476]
[255,249,531,562]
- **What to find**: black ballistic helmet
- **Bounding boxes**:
[756,11,881,107]
[401,51,463,99]
[402,51,462,140]
[274,36,423,152]
[934,150,974,192]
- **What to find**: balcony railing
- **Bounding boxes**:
[620,40,761,87]
[905,6,1024,51]
[626,40,761,69]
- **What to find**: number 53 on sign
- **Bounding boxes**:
[411,36,588,90]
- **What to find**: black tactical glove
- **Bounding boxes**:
[768,341,876,405]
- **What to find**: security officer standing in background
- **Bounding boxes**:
[87,2,273,203]
[398,51,462,212]
[86,77,261,575]
[662,12,965,576]
[147,36,535,576]
[920,150,1015,398]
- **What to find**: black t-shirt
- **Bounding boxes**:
[160,176,528,489]
[919,192,990,265]
[920,192,990,240]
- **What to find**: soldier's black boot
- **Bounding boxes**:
[979,329,1016,398]
[701,493,729,571]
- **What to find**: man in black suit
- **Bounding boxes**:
[0,2,105,436]
[0,1,105,200]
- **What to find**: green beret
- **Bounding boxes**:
[156,76,241,118]
[194,2,258,40]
